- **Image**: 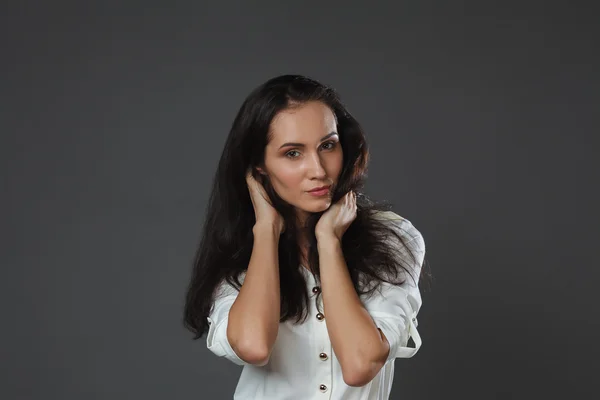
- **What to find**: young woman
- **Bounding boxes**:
[183,74,427,399]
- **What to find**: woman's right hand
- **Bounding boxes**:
[246,169,285,234]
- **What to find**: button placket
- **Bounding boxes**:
[314,285,332,397]
[303,267,333,397]
[317,340,333,397]
[312,283,325,321]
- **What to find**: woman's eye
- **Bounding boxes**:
[286,142,336,158]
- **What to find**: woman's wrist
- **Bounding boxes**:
[316,233,341,249]
[253,221,283,238]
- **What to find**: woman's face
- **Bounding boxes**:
[260,101,343,221]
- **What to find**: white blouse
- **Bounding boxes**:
[206,211,426,400]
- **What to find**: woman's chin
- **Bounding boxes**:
[301,201,331,213]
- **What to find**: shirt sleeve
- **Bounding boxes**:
[363,213,426,362]
[206,273,250,366]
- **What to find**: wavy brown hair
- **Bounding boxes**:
[183,74,430,339]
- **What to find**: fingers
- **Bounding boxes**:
[338,191,357,217]
[340,191,356,207]
[346,190,356,203]
[245,169,256,185]
[246,170,261,204]
[246,168,273,206]
[348,190,357,216]
[246,169,261,192]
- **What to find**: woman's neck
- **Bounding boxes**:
[295,211,312,268]
[294,227,309,268]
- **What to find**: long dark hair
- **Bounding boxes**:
[183,74,429,339]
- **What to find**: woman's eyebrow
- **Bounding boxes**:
[278,132,338,149]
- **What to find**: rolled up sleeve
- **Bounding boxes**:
[206,275,249,366]
[364,215,426,361]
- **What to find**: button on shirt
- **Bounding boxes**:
[206,211,426,400]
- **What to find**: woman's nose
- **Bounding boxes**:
[307,155,327,179]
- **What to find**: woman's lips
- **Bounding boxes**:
[307,186,331,196]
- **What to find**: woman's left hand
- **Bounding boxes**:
[315,191,358,242]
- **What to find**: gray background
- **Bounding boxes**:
[1,1,598,399]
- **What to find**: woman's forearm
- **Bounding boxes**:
[227,223,282,365]
[317,236,388,386]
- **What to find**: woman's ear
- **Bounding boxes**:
[255,166,267,175]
